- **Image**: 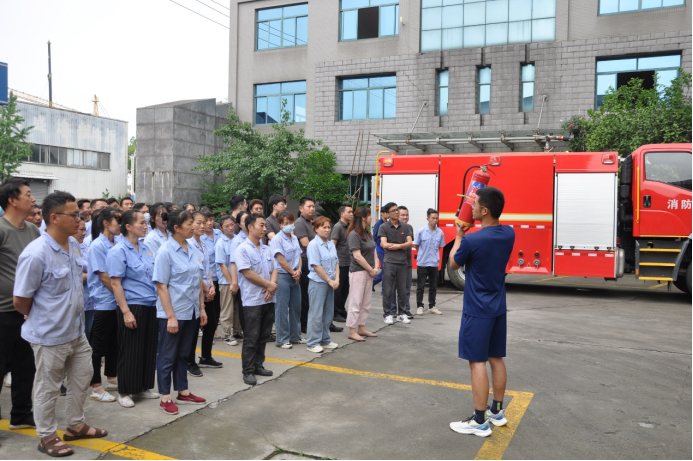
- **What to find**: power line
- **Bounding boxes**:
[169,0,229,29]
[193,0,229,18]
[207,0,230,10]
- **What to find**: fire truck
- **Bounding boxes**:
[373,143,692,293]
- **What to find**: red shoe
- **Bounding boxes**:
[175,393,206,405]
[160,399,179,415]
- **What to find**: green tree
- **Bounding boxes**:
[196,105,348,205]
[127,137,136,169]
[0,92,33,183]
[563,71,692,157]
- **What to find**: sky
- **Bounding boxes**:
[0,0,229,140]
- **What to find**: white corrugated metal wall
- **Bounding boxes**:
[15,102,128,200]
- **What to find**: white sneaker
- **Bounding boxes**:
[307,345,324,353]
[291,337,307,344]
[322,342,338,349]
[3,372,10,387]
[416,307,424,315]
[397,314,411,324]
[450,415,492,437]
[485,407,508,426]
[90,390,116,402]
[224,336,238,346]
[429,307,443,315]
[384,315,394,325]
[134,389,161,399]
[277,343,293,349]
[118,394,135,408]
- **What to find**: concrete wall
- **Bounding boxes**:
[135,99,232,206]
[228,0,692,174]
[16,102,128,199]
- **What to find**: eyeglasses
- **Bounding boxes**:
[54,212,81,221]
[471,204,486,209]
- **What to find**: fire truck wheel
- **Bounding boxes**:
[686,263,691,294]
[673,262,691,293]
[447,257,466,291]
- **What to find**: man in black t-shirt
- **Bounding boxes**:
[330,204,353,322]
[265,194,286,241]
[294,197,316,334]
[377,203,413,325]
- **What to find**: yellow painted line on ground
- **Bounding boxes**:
[531,280,668,290]
[532,275,569,283]
[0,419,175,460]
[204,349,534,460]
[649,282,669,289]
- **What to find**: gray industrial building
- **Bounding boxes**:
[16,102,128,204]
[228,0,692,195]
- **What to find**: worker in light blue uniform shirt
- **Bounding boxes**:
[226,211,249,334]
[234,214,277,386]
[143,204,171,255]
[106,210,159,408]
[73,219,94,337]
[413,208,447,316]
[87,207,121,403]
[215,215,241,345]
[269,211,303,348]
[14,192,108,452]
[306,217,340,352]
[152,209,208,415]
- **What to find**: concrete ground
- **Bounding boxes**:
[0,274,690,460]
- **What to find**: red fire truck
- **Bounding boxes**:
[373,143,692,293]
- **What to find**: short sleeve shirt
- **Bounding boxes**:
[348,230,376,273]
[143,228,170,255]
[228,231,247,263]
[153,239,203,320]
[106,238,157,306]
[235,239,276,307]
[0,218,40,313]
[307,236,339,283]
[80,241,94,311]
[201,229,222,281]
[265,214,281,238]
[330,220,351,266]
[377,221,414,265]
[14,234,85,346]
[414,226,446,268]
[188,237,212,287]
[453,225,515,318]
[294,215,315,259]
[214,234,233,284]
[87,234,118,311]
[270,231,301,274]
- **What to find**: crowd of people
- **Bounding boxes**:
[0,179,458,456]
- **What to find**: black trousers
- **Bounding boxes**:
[416,266,439,308]
[193,281,221,361]
[235,289,245,333]
[91,310,118,385]
[333,265,350,319]
[0,311,35,422]
[300,258,310,332]
[382,263,408,317]
[116,305,157,395]
[241,303,275,375]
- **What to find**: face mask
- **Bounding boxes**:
[282,224,295,234]
[144,213,151,224]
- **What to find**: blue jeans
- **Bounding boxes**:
[373,252,385,291]
[275,272,302,345]
[307,281,334,348]
[85,310,94,339]
[156,316,198,395]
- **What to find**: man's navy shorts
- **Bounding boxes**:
[458,313,506,362]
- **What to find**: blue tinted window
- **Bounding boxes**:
[254,81,307,125]
[438,70,449,116]
[339,75,396,121]
[595,54,681,107]
[599,0,684,14]
[340,0,400,41]
[478,67,491,114]
[422,0,554,51]
[521,64,535,112]
[257,4,308,50]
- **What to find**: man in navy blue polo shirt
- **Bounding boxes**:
[448,187,515,438]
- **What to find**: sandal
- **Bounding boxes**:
[38,435,74,457]
[63,424,108,441]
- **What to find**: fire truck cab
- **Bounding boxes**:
[373,143,692,293]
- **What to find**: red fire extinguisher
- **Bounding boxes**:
[455,165,491,227]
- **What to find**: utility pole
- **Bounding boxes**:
[47,41,53,108]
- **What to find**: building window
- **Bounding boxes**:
[25,143,110,170]
[521,63,535,112]
[437,70,449,116]
[254,81,307,125]
[420,0,555,52]
[599,0,685,15]
[595,54,681,107]
[340,0,399,41]
[339,75,396,121]
[256,3,308,50]
[478,67,491,114]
